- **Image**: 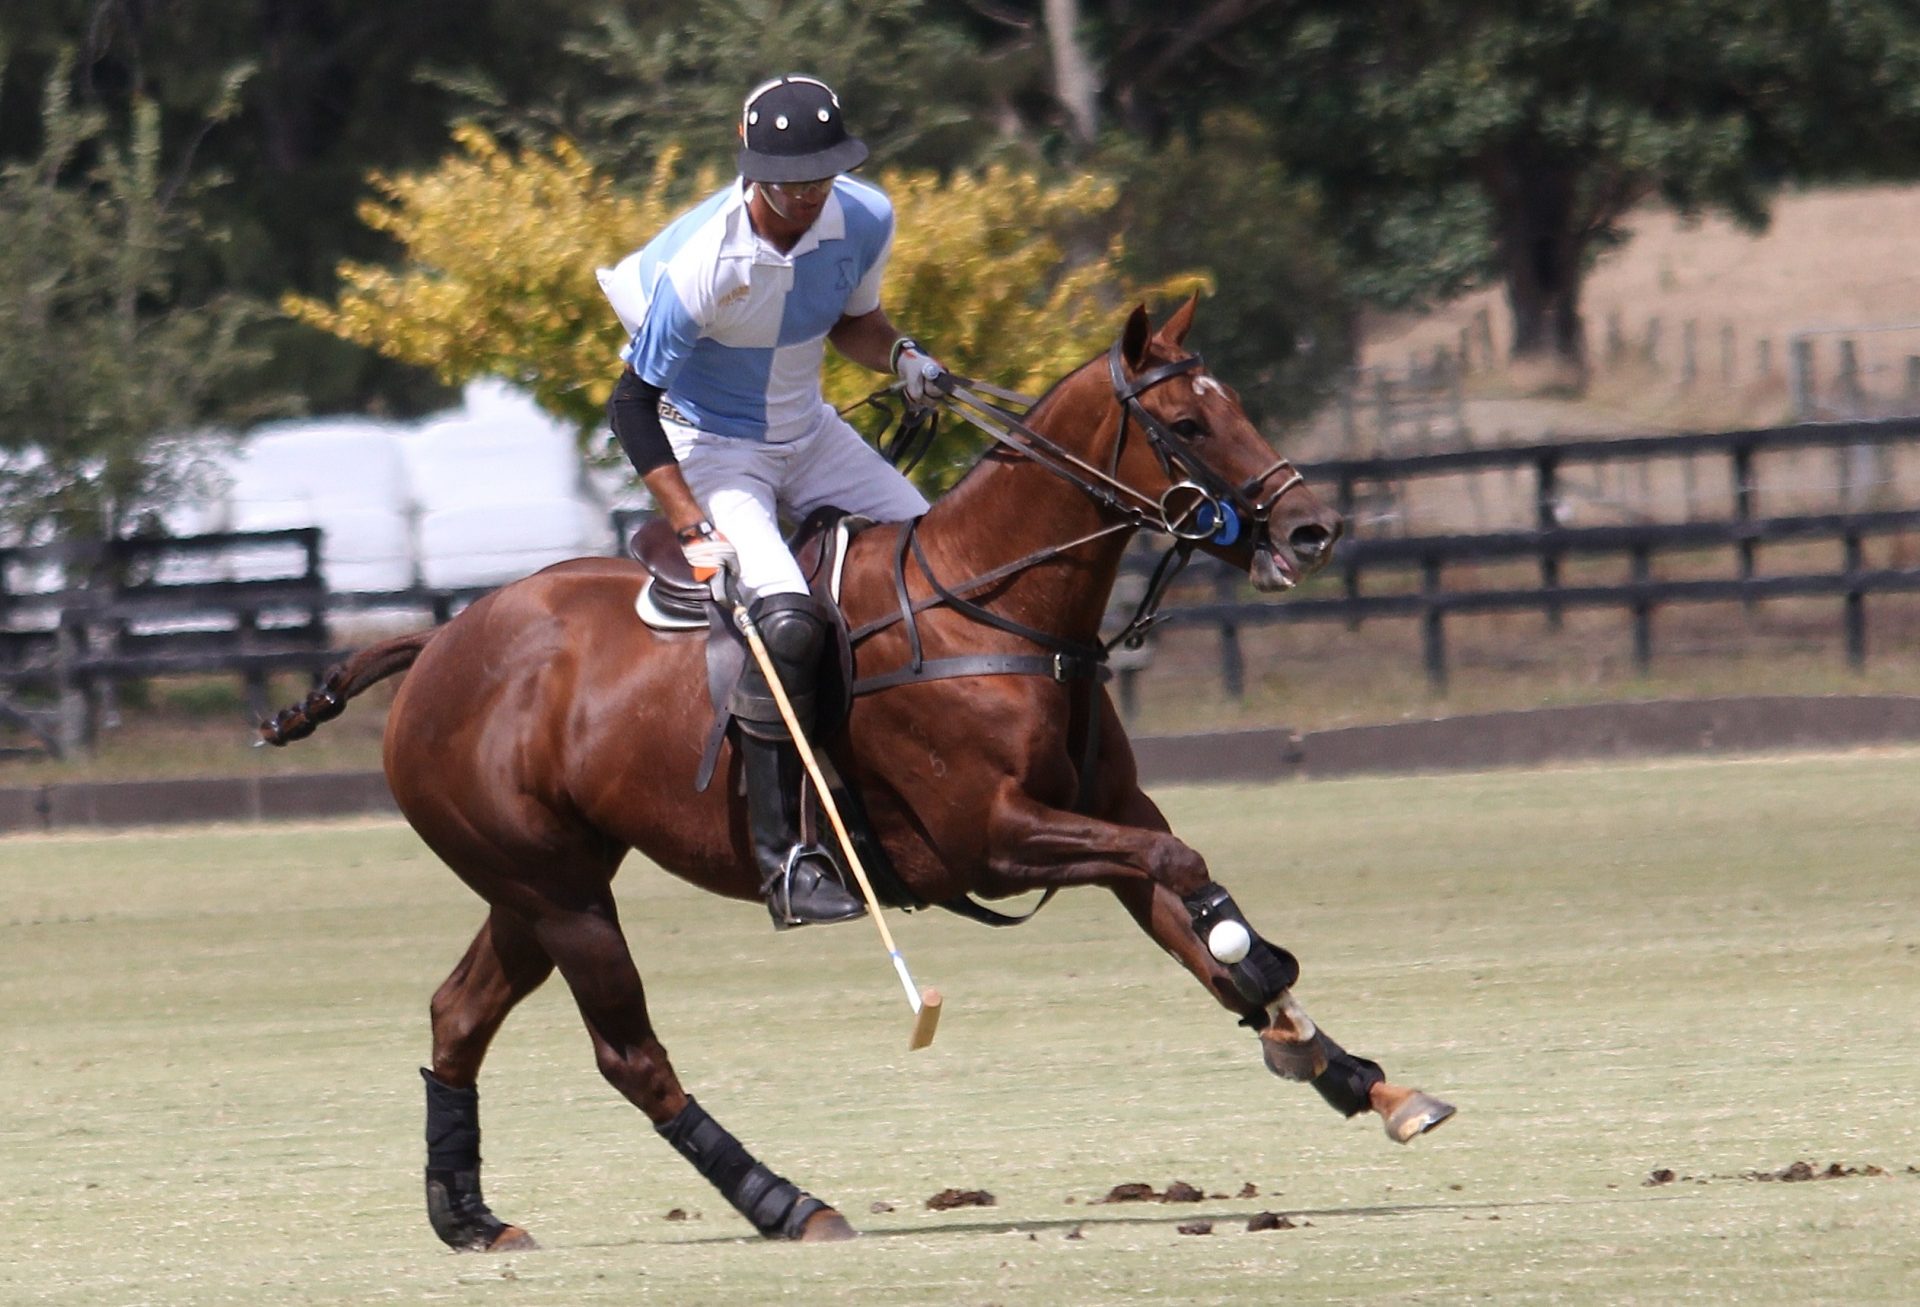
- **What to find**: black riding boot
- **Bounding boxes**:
[733,593,866,930]
[739,730,866,928]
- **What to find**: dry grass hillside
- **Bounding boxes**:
[1340,182,1920,450]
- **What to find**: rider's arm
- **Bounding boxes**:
[609,370,706,535]
[827,308,904,374]
[831,309,948,402]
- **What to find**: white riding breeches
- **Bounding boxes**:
[666,402,930,598]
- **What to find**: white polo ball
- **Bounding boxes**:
[1207,919,1252,965]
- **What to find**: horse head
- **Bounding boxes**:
[1105,297,1343,591]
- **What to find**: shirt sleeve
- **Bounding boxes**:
[623,271,706,389]
[843,212,893,318]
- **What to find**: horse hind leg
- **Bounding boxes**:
[423,908,555,1252]
[532,893,855,1242]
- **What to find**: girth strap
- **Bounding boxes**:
[851,651,1108,696]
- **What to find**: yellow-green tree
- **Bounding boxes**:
[287,126,1197,487]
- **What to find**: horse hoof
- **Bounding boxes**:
[486,1226,539,1252]
[1259,1029,1328,1082]
[797,1208,858,1242]
[1379,1088,1457,1144]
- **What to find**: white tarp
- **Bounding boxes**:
[187,380,619,593]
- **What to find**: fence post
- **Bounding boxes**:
[1213,568,1244,700]
[53,613,91,757]
[1536,453,1563,629]
[1421,554,1447,693]
[1338,473,1364,632]
[1789,336,1815,416]
[1844,530,1866,670]
[1630,544,1654,673]
[1732,442,1758,599]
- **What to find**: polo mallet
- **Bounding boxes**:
[732,600,943,1051]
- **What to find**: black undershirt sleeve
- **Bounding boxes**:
[608,368,676,476]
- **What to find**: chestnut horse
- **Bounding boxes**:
[263,299,1452,1249]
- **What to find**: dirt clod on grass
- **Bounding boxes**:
[926,1188,996,1210]
[1095,1180,1206,1204]
[1246,1211,1297,1232]
[1176,1221,1213,1236]
[1748,1161,1887,1183]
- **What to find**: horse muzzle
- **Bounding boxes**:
[1249,518,1340,592]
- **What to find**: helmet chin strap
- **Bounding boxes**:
[751,182,800,222]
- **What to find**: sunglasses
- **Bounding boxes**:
[764,177,835,201]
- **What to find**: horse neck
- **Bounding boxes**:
[915,366,1133,645]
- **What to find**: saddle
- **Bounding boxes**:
[628,510,858,741]
[628,511,1050,929]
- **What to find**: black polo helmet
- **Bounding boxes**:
[736,75,868,183]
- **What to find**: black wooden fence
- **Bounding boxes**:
[1127,416,1920,696]
[0,530,492,757]
[8,417,1920,751]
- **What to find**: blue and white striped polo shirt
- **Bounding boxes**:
[596,177,894,443]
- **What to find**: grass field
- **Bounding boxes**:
[3,754,1918,1305]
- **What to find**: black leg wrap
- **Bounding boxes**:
[1181,884,1300,1013]
[1309,1034,1385,1118]
[656,1096,822,1239]
[422,1069,515,1250]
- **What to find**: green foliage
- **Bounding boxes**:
[1240,1,1920,359]
[457,0,1002,178]
[0,58,279,547]
[1101,113,1358,427]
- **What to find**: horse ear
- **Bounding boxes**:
[1121,304,1152,371]
[1157,292,1200,347]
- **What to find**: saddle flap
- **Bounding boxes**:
[629,518,711,623]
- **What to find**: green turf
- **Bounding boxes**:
[3,755,1918,1305]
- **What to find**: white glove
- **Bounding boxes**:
[891,337,949,406]
[677,520,737,584]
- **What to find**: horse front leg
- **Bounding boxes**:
[986,787,1454,1143]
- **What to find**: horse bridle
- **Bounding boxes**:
[847,327,1310,657]
[1101,335,1305,547]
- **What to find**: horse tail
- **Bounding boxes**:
[257,628,438,747]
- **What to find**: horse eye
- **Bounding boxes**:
[1173,418,1207,441]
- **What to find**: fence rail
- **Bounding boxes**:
[1132,503,1920,694]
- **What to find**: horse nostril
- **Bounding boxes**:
[1288,522,1334,562]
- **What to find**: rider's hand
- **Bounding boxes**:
[676,519,737,584]
[891,337,950,407]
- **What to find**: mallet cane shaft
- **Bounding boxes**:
[734,604,942,1051]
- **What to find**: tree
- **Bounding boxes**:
[0,0,604,415]
[1101,112,1355,427]
[285,127,1198,490]
[0,59,277,549]
[1243,2,1920,374]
